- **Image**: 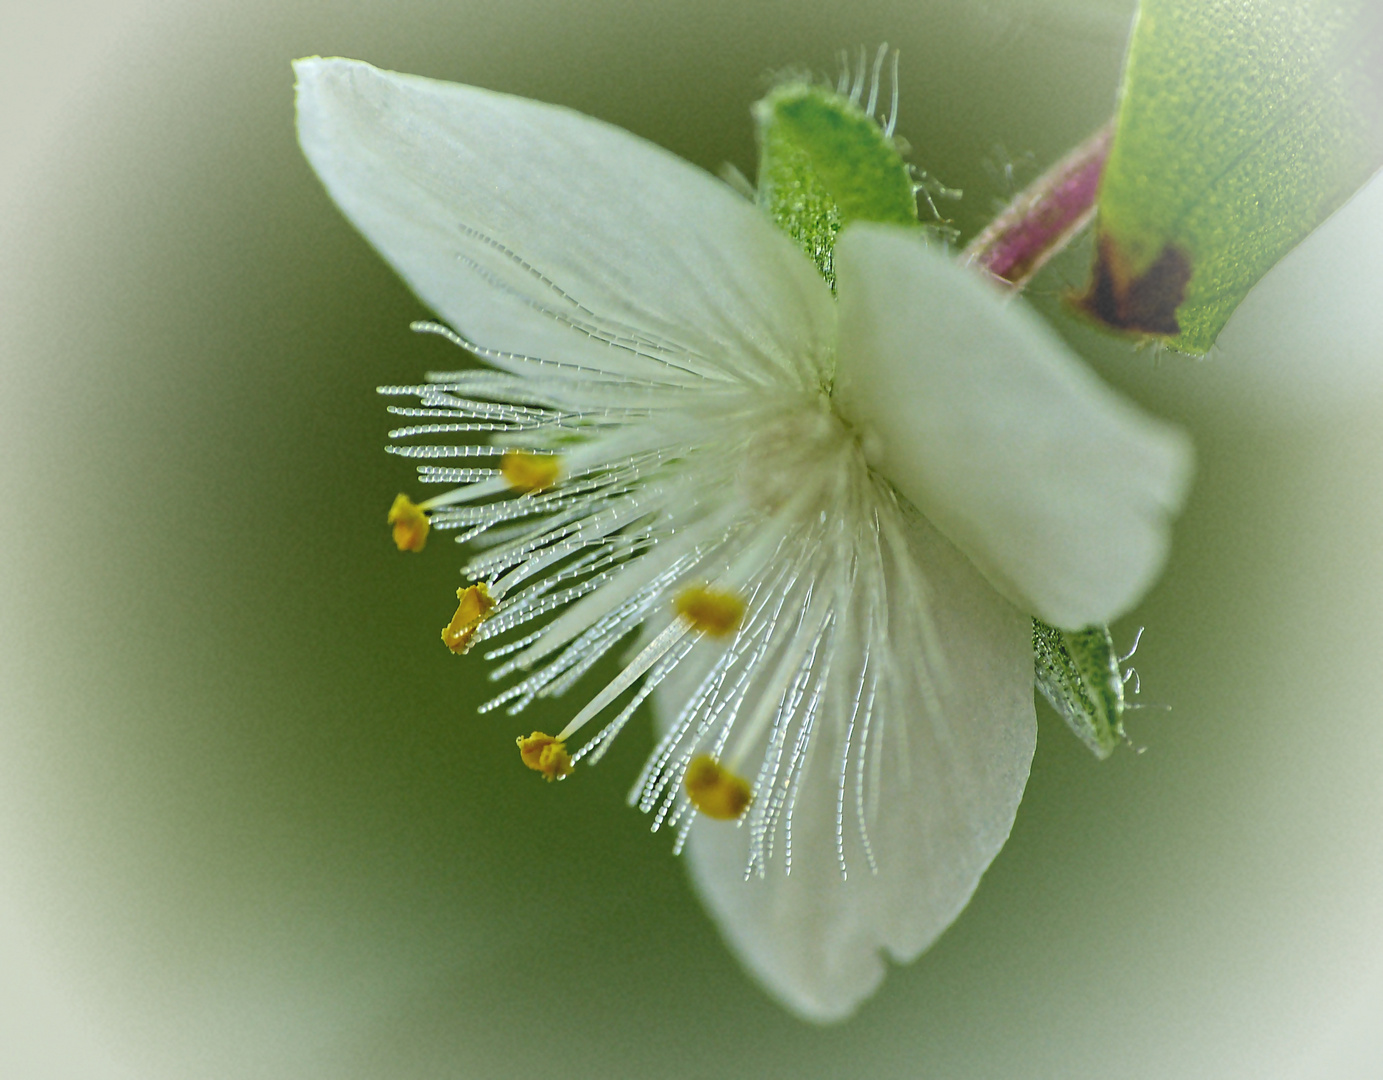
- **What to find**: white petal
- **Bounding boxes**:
[832,223,1193,629]
[654,508,1034,1022]
[294,58,834,392]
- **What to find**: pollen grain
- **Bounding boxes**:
[501,450,561,493]
[517,731,573,781]
[674,585,746,638]
[441,582,495,654]
[388,493,430,552]
[684,755,752,820]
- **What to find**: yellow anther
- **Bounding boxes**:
[441,582,495,654]
[685,755,752,820]
[674,585,746,638]
[516,731,573,781]
[388,493,430,552]
[501,450,561,493]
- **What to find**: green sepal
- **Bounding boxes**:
[1032,620,1126,760]
[753,82,919,288]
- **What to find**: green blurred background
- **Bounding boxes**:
[2,1,1381,1076]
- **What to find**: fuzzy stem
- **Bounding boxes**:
[962,121,1113,291]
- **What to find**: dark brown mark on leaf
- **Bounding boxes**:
[1072,233,1192,336]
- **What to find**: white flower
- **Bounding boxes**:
[295,57,1192,1022]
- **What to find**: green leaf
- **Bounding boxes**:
[753,81,918,288]
[1075,0,1383,354]
[1033,622,1127,760]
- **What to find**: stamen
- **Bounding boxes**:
[674,584,746,638]
[516,731,573,781]
[387,493,430,552]
[554,618,691,740]
[441,582,495,654]
[501,450,562,493]
[685,755,752,820]
[382,330,912,872]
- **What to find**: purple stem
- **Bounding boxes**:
[961,121,1113,292]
